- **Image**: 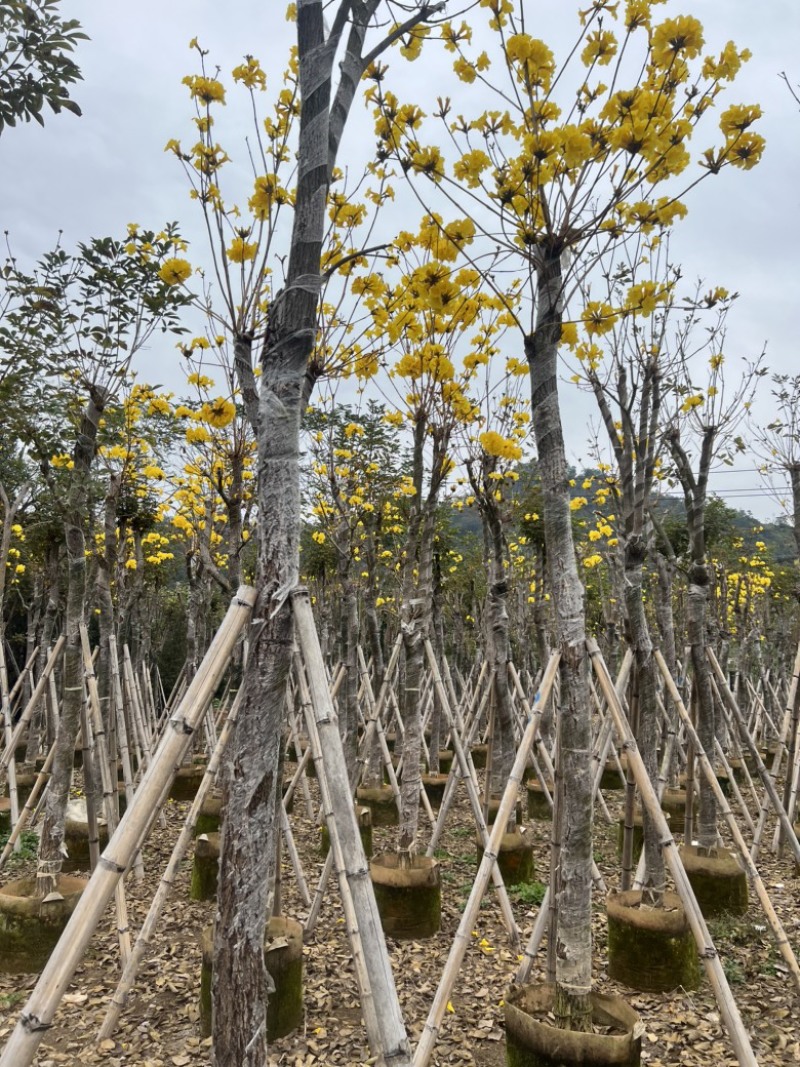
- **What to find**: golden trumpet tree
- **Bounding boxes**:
[372,0,764,1029]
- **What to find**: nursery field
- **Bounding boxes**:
[1,757,798,1067]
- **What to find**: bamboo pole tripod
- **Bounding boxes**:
[4,592,797,1067]
[0,586,256,1067]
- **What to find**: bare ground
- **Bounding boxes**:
[1,766,798,1066]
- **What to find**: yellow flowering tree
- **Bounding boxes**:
[371,0,765,1030]
[750,373,800,601]
[663,304,765,849]
[354,212,512,849]
[304,398,408,780]
[169,8,448,1062]
[2,226,190,896]
[460,366,529,825]
[574,239,685,903]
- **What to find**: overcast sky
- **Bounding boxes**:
[3,0,799,520]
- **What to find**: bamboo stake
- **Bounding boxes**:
[714,738,756,836]
[773,658,800,854]
[0,637,66,773]
[3,645,38,713]
[706,648,800,865]
[109,637,139,845]
[280,802,311,907]
[0,585,255,1067]
[424,641,520,944]
[356,645,404,818]
[509,660,608,896]
[590,640,759,1067]
[0,743,55,870]
[356,635,403,787]
[79,696,102,873]
[425,667,493,857]
[123,647,152,764]
[750,643,800,855]
[0,641,20,841]
[293,589,412,1066]
[97,688,243,1040]
[292,642,390,1060]
[413,651,560,1067]
[305,848,334,938]
[655,650,800,992]
[80,626,134,964]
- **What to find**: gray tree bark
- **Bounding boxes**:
[37,386,108,896]
[667,425,719,848]
[213,4,439,1062]
[524,249,593,1031]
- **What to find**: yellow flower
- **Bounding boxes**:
[680,394,704,414]
[159,258,192,286]
[250,174,289,217]
[453,57,476,83]
[453,148,491,188]
[725,131,765,171]
[719,104,762,138]
[560,321,579,347]
[182,74,226,105]
[125,559,138,571]
[582,301,617,337]
[227,236,258,263]
[409,144,445,181]
[232,57,267,90]
[148,396,172,416]
[200,398,236,428]
[505,34,555,90]
[186,372,215,388]
[651,16,704,68]
[185,425,211,445]
[581,30,617,67]
[479,430,522,462]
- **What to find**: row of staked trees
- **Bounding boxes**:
[4,2,800,1066]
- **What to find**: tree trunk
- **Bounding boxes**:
[25,539,61,765]
[482,498,515,828]
[399,625,423,854]
[213,2,333,1052]
[525,251,593,1032]
[37,387,107,896]
[624,555,665,903]
[688,569,718,847]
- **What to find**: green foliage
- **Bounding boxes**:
[0,0,86,133]
[0,828,39,865]
[511,880,547,907]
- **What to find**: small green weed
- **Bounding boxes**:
[723,958,745,984]
[0,829,39,865]
[512,881,547,907]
